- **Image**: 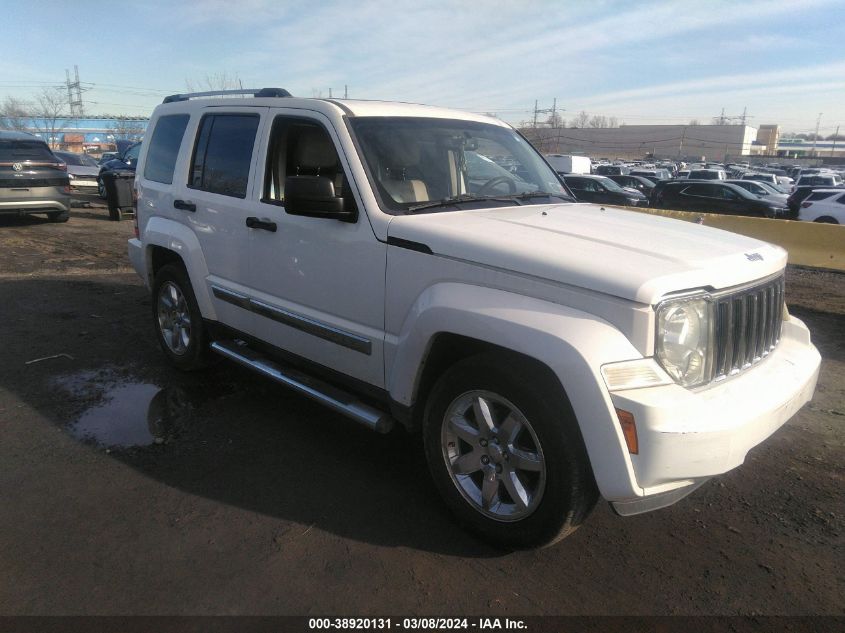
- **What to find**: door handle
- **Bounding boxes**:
[246,216,277,232]
[173,199,196,212]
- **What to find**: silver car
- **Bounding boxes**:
[0,131,71,222]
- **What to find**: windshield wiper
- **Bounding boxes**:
[503,191,575,202]
[407,194,521,214]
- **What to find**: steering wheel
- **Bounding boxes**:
[478,176,517,195]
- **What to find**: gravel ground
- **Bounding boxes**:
[0,202,842,616]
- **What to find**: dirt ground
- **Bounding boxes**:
[0,201,842,616]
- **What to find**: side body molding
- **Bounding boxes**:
[141,216,216,320]
[386,282,646,500]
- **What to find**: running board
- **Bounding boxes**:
[210,340,395,434]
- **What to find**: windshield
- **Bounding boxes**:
[349,117,568,213]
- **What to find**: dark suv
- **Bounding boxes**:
[562,174,647,206]
[98,142,141,198]
[650,180,787,218]
[0,131,70,222]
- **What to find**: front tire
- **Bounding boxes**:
[151,263,209,371]
[423,353,597,549]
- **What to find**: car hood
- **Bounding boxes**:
[387,203,786,304]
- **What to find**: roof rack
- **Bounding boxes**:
[162,87,292,104]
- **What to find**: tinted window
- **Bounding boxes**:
[0,140,54,161]
[683,184,718,196]
[144,115,189,184]
[125,144,142,162]
[807,191,837,201]
[190,114,259,198]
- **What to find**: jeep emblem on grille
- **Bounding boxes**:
[745,252,764,262]
[11,162,23,171]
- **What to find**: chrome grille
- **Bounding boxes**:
[713,275,784,380]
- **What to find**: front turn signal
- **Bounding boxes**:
[615,408,638,455]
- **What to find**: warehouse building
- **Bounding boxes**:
[2,116,148,155]
[522,124,757,162]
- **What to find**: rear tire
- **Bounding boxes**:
[813,216,839,224]
[47,211,69,223]
[151,263,209,371]
[423,353,597,549]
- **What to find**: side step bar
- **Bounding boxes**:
[211,340,395,434]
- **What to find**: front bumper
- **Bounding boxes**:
[609,315,820,501]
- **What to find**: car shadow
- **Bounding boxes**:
[0,276,502,558]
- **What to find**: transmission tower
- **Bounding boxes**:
[65,65,84,117]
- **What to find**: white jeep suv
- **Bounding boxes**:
[128,88,821,548]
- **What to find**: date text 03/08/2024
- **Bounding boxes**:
[308,618,527,630]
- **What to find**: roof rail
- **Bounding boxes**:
[162,88,292,104]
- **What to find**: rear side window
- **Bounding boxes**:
[807,191,836,201]
[0,140,55,161]
[144,115,189,184]
[189,114,260,198]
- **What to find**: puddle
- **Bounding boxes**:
[55,369,203,448]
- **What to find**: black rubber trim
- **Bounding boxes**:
[386,236,433,255]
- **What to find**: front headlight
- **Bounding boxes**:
[656,296,714,387]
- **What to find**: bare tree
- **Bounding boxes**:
[546,111,563,128]
[184,71,242,93]
[30,87,68,148]
[0,97,29,131]
[688,119,700,126]
[572,111,590,128]
[108,116,146,142]
[608,116,619,128]
[589,114,609,128]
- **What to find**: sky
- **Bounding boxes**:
[1,0,844,134]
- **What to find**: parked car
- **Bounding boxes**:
[562,174,648,206]
[786,185,845,215]
[742,173,779,187]
[650,181,788,217]
[629,169,671,184]
[606,174,656,196]
[128,88,819,548]
[797,189,845,223]
[725,179,791,215]
[795,174,843,188]
[594,164,630,176]
[98,142,141,198]
[688,169,727,180]
[0,130,70,222]
[54,150,100,193]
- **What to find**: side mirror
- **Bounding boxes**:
[284,176,355,222]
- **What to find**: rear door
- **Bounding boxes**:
[172,108,267,333]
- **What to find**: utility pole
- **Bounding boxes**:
[344,85,348,99]
[551,98,556,127]
[678,126,686,158]
[832,124,840,157]
[532,100,538,128]
[740,106,747,126]
[719,108,725,125]
[329,87,332,98]
[812,112,823,156]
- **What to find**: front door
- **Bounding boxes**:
[244,109,387,388]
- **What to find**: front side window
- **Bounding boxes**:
[349,117,567,213]
[262,116,352,208]
[190,114,260,198]
[144,114,189,184]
